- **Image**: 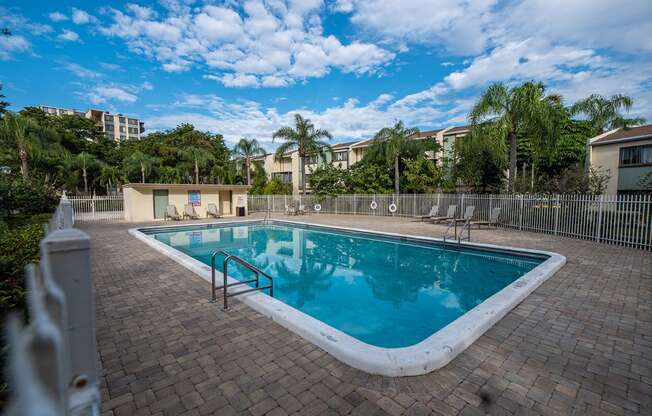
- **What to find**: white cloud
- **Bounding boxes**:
[71,8,94,25]
[88,86,137,105]
[62,62,102,78]
[58,29,80,42]
[343,0,496,55]
[98,0,393,87]
[0,35,30,60]
[49,12,68,22]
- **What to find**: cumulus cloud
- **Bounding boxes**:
[97,0,394,86]
[71,8,95,25]
[58,29,80,42]
[88,86,137,105]
[48,11,68,22]
[0,34,30,60]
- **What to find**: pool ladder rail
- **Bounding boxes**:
[210,250,273,311]
[442,218,471,244]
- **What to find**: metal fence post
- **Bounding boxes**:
[353,194,356,216]
[554,195,560,235]
[41,229,98,393]
[596,194,604,242]
[519,194,524,230]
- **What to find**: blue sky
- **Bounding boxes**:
[1,0,651,150]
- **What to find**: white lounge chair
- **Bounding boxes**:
[165,205,181,221]
[183,204,200,220]
[298,204,306,215]
[472,207,501,229]
[415,205,439,221]
[206,203,221,218]
[429,205,457,223]
[450,206,476,226]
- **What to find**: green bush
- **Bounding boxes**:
[0,179,59,221]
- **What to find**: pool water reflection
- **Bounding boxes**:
[148,223,542,348]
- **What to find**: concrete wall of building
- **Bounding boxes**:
[123,185,249,222]
[590,138,652,194]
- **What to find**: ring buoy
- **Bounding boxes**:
[370,201,378,210]
[389,203,397,213]
[314,204,321,212]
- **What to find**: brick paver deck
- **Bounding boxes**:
[82,214,652,416]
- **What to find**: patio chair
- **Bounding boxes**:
[165,205,181,221]
[284,204,293,215]
[183,204,200,220]
[298,204,306,215]
[450,206,475,225]
[429,205,457,223]
[206,203,221,218]
[415,205,439,221]
[471,207,501,229]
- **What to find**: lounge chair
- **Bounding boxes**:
[165,205,181,221]
[471,207,501,229]
[284,204,293,215]
[183,204,200,220]
[206,203,221,218]
[429,205,457,223]
[450,206,475,226]
[415,205,439,221]
[298,204,306,215]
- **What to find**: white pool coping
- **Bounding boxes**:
[129,218,566,377]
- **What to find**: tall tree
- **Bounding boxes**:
[123,151,155,183]
[373,120,419,194]
[178,146,214,184]
[0,83,9,119]
[469,81,559,192]
[0,113,39,181]
[232,138,265,185]
[273,114,332,194]
[99,164,122,194]
[570,94,645,133]
[76,151,97,194]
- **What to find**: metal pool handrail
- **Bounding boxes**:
[210,250,273,310]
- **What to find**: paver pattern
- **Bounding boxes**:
[82,214,652,416]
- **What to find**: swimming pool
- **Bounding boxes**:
[131,220,565,376]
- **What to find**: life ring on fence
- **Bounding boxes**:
[370,201,378,210]
[314,204,321,212]
[389,203,397,213]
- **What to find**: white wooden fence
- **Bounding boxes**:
[68,194,124,222]
[4,195,100,415]
[248,193,652,250]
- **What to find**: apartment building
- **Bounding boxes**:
[588,124,652,194]
[257,125,469,194]
[38,106,145,141]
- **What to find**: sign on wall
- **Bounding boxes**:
[188,190,201,207]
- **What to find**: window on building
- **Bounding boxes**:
[620,145,652,167]
[306,155,319,164]
[303,173,311,187]
[128,118,138,125]
[119,117,126,123]
[105,123,114,131]
[272,172,292,183]
[105,133,113,140]
[334,151,348,162]
[119,126,126,133]
[105,115,114,122]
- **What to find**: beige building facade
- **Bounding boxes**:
[589,125,652,194]
[39,106,145,141]
[255,125,469,193]
[123,183,250,222]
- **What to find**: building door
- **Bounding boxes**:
[153,190,169,219]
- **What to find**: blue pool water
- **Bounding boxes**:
[144,222,544,348]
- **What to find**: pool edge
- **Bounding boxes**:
[128,219,566,377]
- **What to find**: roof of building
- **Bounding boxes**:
[590,124,652,146]
[124,183,251,190]
[444,125,470,135]
[331,140,358,149]
[409,129,443,138]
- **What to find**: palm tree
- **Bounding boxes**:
[232,138,265,185]
[76,152,97,194]
[273,114,332,194]
[123,151,155,183]
[99,164,122,194]
[570,94,645,133]
[373,120,419,194]
[0,113,39,181]
[178,146,214,184]
[469,81,559,192]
